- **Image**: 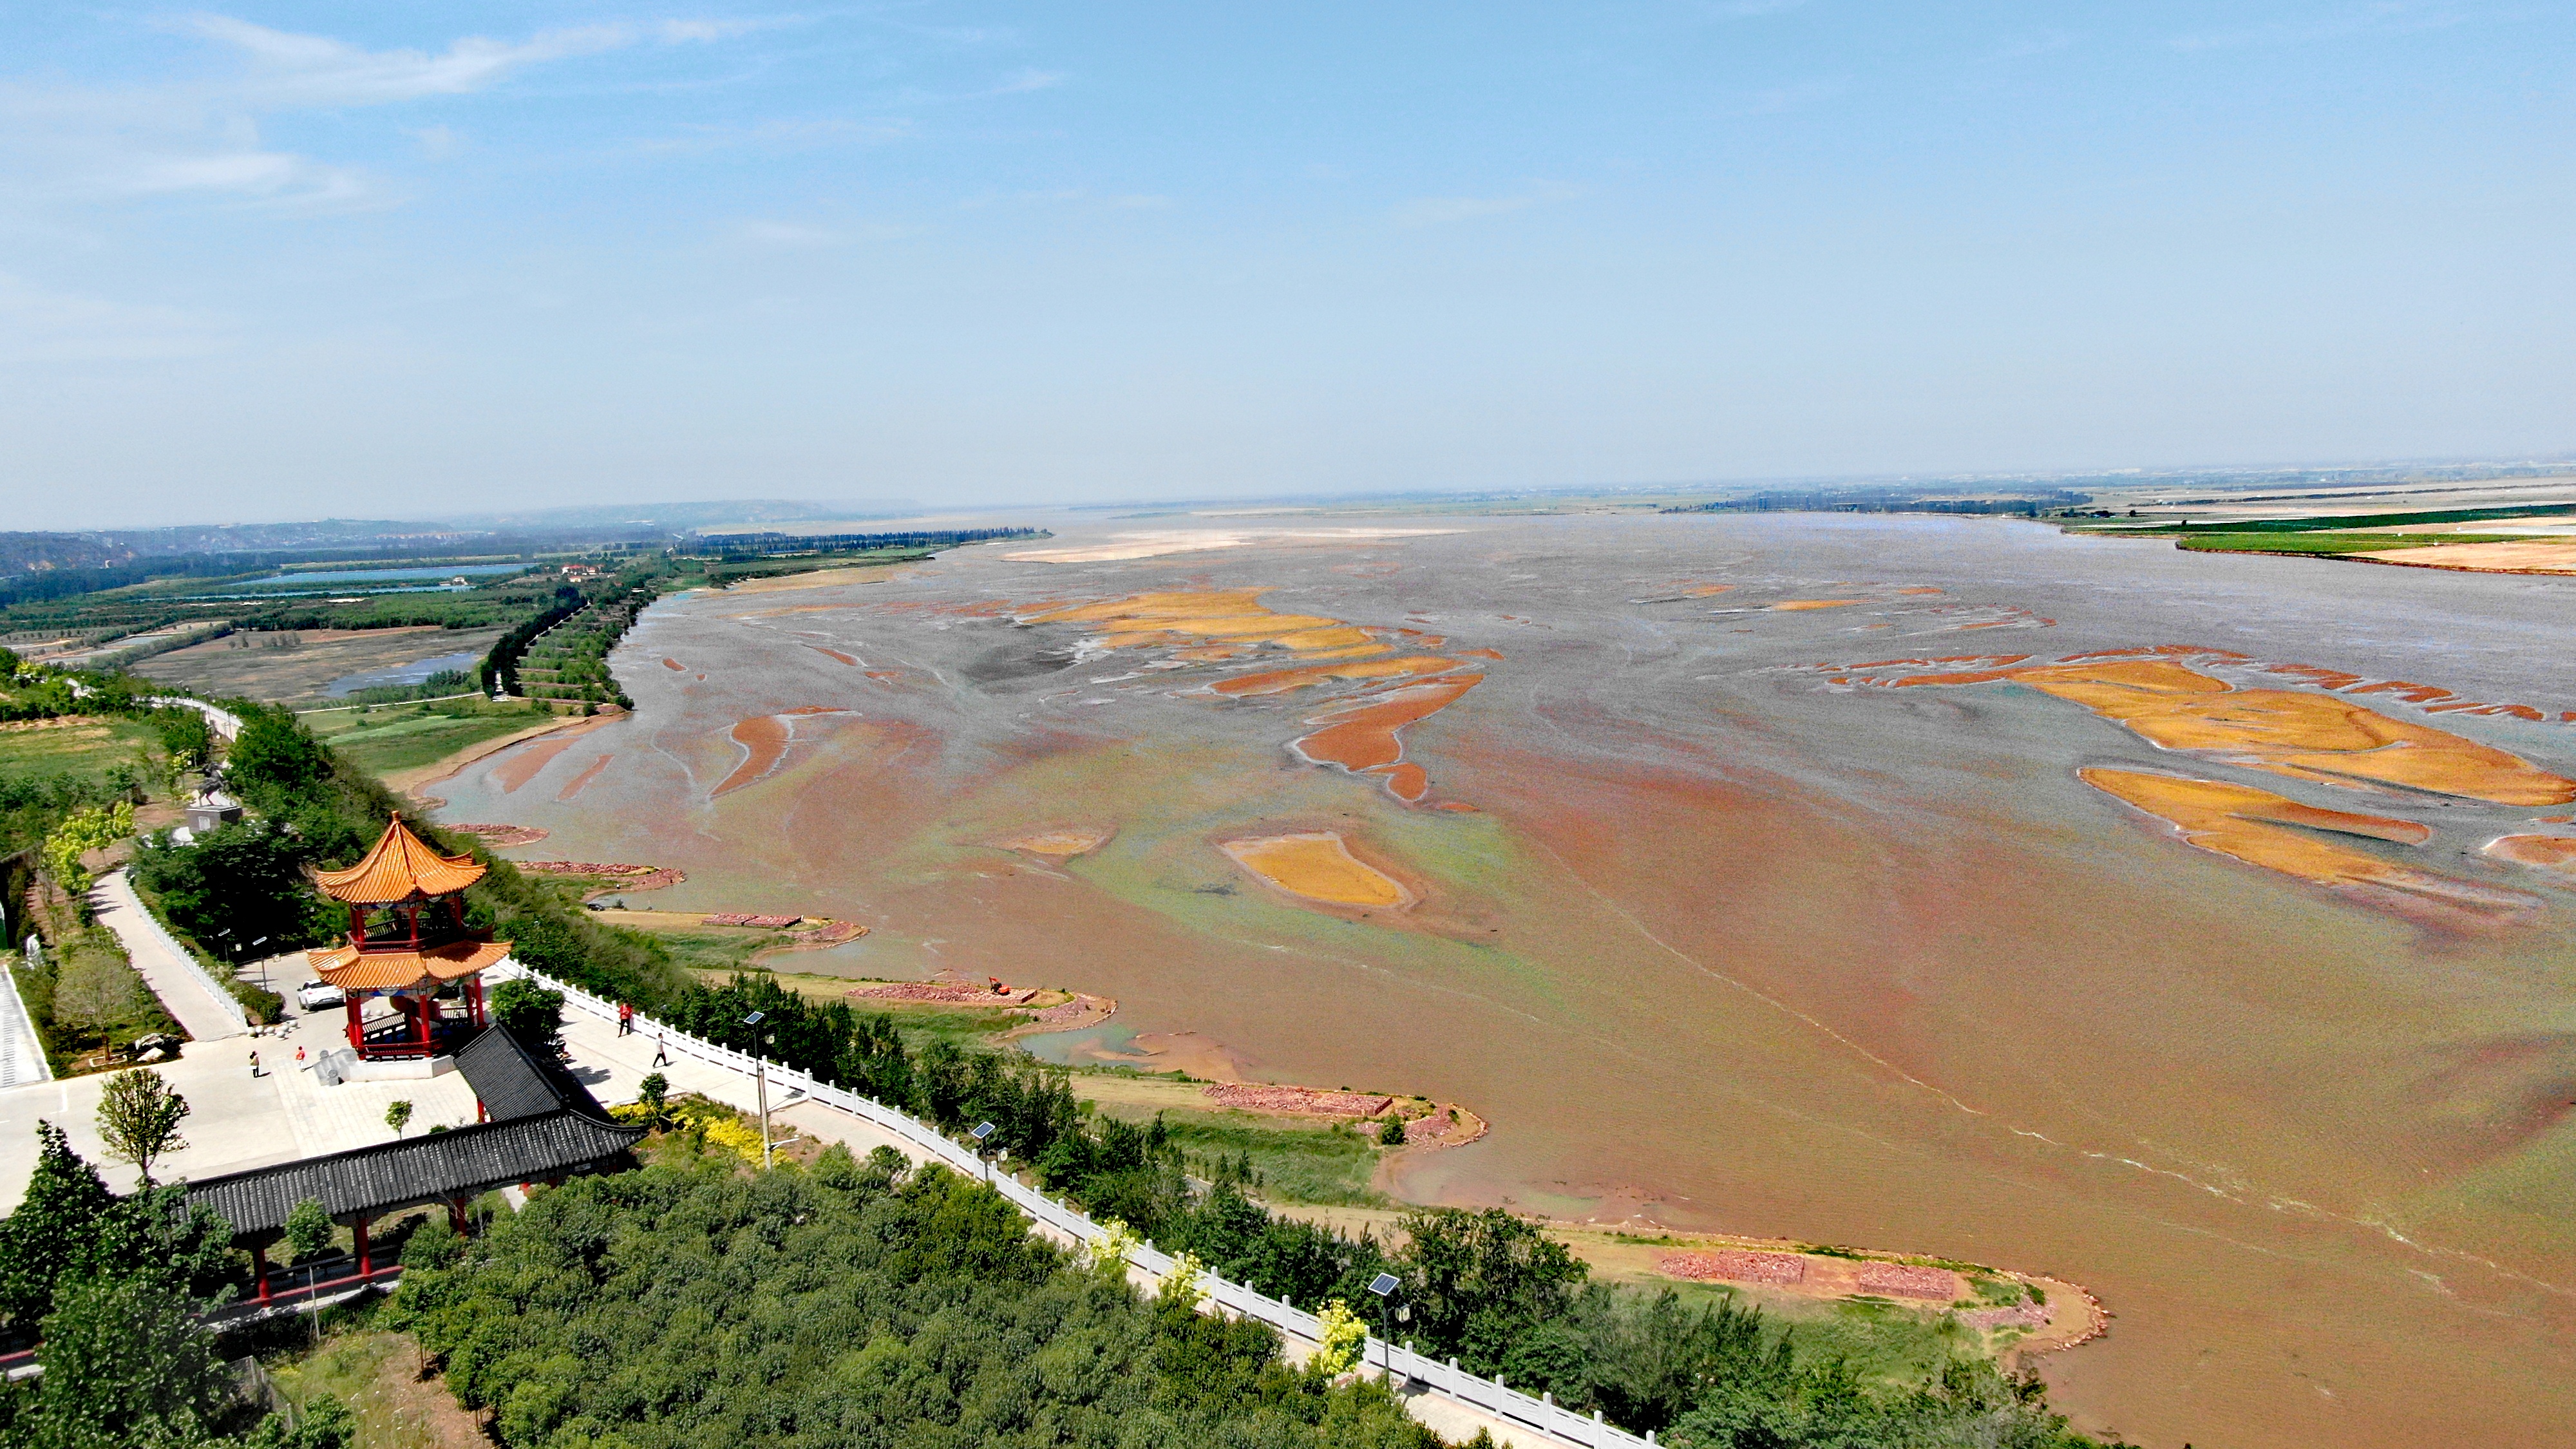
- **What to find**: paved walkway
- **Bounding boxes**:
[0,999,475,1209]
[0,960,50,1092]
[90,871,244,1044]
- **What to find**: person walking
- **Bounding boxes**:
[618,1001,634,1037]
[248,1050,261,1078]
[651,1033,670,1068]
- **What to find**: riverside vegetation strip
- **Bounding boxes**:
[38,669,2118,1446]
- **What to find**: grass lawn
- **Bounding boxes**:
[2172,531,2531,555]
[258,1311,489,1449]
[0,715,162,789]
[307,699,559,778]
[1151,1112,1385,1205]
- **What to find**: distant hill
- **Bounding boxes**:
[433,499,920,533]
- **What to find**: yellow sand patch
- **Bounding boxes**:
[1770,600,1866,611]
[1213,655,1459,697]
[2483,835,2576,878]
[2352,541,2576,574]
[2079,769,2490,899]
[1222,832,1412,908]
[1896,659,2575,807]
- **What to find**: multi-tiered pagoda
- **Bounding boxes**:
[308,815,510,1059]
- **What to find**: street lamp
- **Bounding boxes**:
[970,1121,996,1181]
[1366,1272,1403,1385]
[742,1010,773,1168]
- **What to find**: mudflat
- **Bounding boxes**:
[426,512,2576,1449]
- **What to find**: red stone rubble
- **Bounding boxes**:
[1959,1302,2049,1332]
[853,982,1040,1005]
[1856,1263,1958,1300]
[1200,1084,1393,1117]
[1660,1251,1806,1285]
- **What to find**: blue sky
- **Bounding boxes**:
[4,3,2572,527]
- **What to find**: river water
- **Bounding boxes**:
[430,513,2576,1448]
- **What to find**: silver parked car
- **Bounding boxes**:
[295,980,344,1012]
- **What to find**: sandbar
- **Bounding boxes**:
[2352,541,2576,574]
[1770,599,1866,611]
[997,824,1117,858]
[714,715,789,797]
[1005,528,1459,563]
[1891,658,2575,807]
[2482,835,2576,878]
[2079,768,2488,902]
[1221,831,1414,909]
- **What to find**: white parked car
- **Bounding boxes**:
[296,980,344,1012]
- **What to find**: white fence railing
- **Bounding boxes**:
[110,872,249,1034]
[495,962,1656,1448]
[145,697,243,741]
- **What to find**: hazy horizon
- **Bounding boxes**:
[6,3,2572,529]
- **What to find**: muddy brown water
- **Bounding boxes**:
[431,514,2576,1448]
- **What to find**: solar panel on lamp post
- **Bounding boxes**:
[971,1121,996,1181]
[1366,1272,1401,1384]
[743,1011,772,1168]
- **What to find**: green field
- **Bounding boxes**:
[2173,531,2532,556]
[0,715,162,789]
[1153,1113,1385,1204]
[304,698,560,778]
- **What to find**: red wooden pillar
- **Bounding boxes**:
[353,1215,372,1279]
[448,1198,471,1235]
[343,994,362,1050]
[468,976,486,1029]
[251,1242,272,1302]
[413,992,433,1051]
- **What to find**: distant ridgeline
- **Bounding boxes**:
[1663,489,2091,517]
[685,526,1048,560]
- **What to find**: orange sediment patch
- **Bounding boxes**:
[1293,675,1481,776]
[812,647,859,666]
[1367,763,1430,802]
[996,824,1116,858]
[1681,583,1735,597]
[2483,835,2576,878]
[2079,769,2483,898]
[1770,599,1866,611]
[714,715,790,798]
[1897,587,1944,595]
[1221,831,1413,909]
[1888,659,2576,806]
[661,658,685,671]
[555,754,611,802]
[1214,654,1458,697]
[492,735,579,794]
[1457,648,1504,661]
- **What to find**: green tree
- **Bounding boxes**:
[133,821,334,963]
[384,1100,413,1137]
[489,978,564,1054]
[223,706,333,806]
[22,1273,238,1449]
[0,1124,117,1333]
[95,1068,189,1186]
[283,1198,334,1264]
[1390,1207,1587,1372]
[636,1072,668,1119]
[155,710,213,777]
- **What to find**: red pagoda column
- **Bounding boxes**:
[413,994,433,1052]
[343,994,362,1050]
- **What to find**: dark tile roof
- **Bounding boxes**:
[185,1112,644,1235]
[456,1025,614,1122]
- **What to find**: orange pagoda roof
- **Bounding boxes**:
[313,815,486,904]
[308,939,511,993]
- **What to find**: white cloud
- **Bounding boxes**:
[1393,183,1581,228]
[179,14,638,106]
